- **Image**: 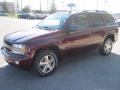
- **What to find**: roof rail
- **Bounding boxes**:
[82,10,108,13]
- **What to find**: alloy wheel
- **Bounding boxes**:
[104,39,112,54]
[38,55,56,73]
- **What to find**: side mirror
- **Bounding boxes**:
[67,24,79,32]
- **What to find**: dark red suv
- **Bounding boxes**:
[1,11,118,76]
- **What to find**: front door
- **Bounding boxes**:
[62,14,92,50]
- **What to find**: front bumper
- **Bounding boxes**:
[1,47,33,69]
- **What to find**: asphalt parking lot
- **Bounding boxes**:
[0,17,120,90]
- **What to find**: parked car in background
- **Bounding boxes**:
[34,13,48,19]
[115,19,120,27]
[0,12,8,16]
[1,11,118,77]
[18,13,36,19]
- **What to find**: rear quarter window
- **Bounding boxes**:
[101,13,115,26]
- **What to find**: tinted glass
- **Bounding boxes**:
[87,13,104,28]
[69,14,88,30]
[101,13,115,25]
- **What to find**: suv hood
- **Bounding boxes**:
[4,28,57,43]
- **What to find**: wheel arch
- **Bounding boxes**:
[32,45,62,65]
[104,34,115,42]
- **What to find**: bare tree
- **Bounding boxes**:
[22,6,31,13]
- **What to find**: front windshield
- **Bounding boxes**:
[35,12,70,30]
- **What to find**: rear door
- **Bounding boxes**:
[86,13,105,44]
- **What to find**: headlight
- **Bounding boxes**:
[11,44,26,55]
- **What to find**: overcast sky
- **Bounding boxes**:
[0,0,120,13]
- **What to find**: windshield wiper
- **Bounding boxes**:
[35,26,59,30]
[37,26,53,30]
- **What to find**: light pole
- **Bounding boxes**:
[47,0,48,12]
[104,0,107,11]
[67,3,75,13]
[97,0,98,10]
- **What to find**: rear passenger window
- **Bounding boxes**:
[102,14,115,26]
[87,13,104,28]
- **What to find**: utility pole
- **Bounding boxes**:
[97,0,98,10]
[40,0,42,13]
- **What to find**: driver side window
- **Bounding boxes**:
[69,14,88,31]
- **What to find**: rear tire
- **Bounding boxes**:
[33,50,58,77]
[99,38,113,56]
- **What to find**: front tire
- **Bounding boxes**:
[33,50,58,77]
[99,38,113,56]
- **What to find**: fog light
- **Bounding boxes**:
[15,61,19,65]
